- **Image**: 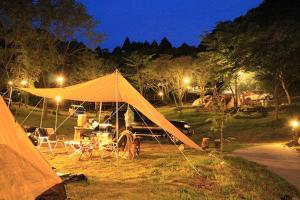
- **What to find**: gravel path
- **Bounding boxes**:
[232,143,300,191]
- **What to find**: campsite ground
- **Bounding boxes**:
[14,104,300,199]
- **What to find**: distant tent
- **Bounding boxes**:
[0,97,65,200]
[21,71,201,150]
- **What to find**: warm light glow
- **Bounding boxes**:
[8,81,13,86]
[158,91,163,97]
[56,76,64,85]
[237,70,244,76]
[187,85,191,89]
[183,77,190,84]
[290,119,299,129]
[55,96,62,103]
[21,80,27,86]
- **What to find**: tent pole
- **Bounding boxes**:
[40,98,45,128]
[116,70,119,159]
[98,102,102,123]
[55,101,59,132]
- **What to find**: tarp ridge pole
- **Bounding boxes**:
[116,69,119,159]
[55,100,59,132]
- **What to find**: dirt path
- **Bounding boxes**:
[232,143,300,191]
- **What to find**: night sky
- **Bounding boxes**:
[79,0,263,50]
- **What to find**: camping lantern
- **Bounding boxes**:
[77,114,87,127]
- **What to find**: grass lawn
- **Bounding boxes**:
[14,103,300,199]
[44,144,299,200]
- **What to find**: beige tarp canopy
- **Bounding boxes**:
[0,97,62,200]
[21,71,201,150]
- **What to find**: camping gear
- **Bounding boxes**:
[59,173,88,184]
[35,128,66,152]
[201,138,210,150]
[124,105,134,128]
[77,114,87,127]
[118,130,137,160]
[20,71,201,150]
[0,97,66,200]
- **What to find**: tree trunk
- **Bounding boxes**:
[172,93,178,108]
[274,81,279,120]
[279,75,291,105]
[220,109,225,156]
[228,84,237,109]
[234,77,238,110]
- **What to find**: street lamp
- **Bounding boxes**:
[56,76,64,88]
[54,96,62,132]
[8,81,13,107]
[21,80,27,87]
[289,119,299,143]
[183,77,190,85]
[158,91,164,101]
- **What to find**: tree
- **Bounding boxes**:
[152,56,194,107]
[200,0,300,119]
[0,0,103,118]
[123,51,154,95]
[159,37,172,50]
[150,40,159,50]
[122,37,132,53]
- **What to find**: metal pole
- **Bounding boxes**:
[55,102,59,132]
[40,98,45,128]
[115,70,119,159]
[8,86,13,107]
[98,102,102,123]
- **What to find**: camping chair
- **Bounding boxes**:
[97,133,118,159]
[65,139,97,160]
[36,128,66,152]
[98,131,139,159]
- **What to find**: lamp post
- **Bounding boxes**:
[8,81,13,107]
[55,96,61,132]
[20,80,28,106]
[290,119,299,143]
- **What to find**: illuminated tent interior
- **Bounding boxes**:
[21,71,201,150]
[0,97,65,200]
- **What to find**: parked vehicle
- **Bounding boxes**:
[107,108,193,144]
[68,105,86,116]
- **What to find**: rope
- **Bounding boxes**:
[134,96,202,176]
[21,98,43,125]
[132,107,164,149]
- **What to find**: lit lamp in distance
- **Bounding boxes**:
[158,91,164,100]
[289,118,299,144]
[183,77,190,85]
[21,80,27,87]
[56,76,64,87]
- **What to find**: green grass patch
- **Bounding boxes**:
[42,145,299,200]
